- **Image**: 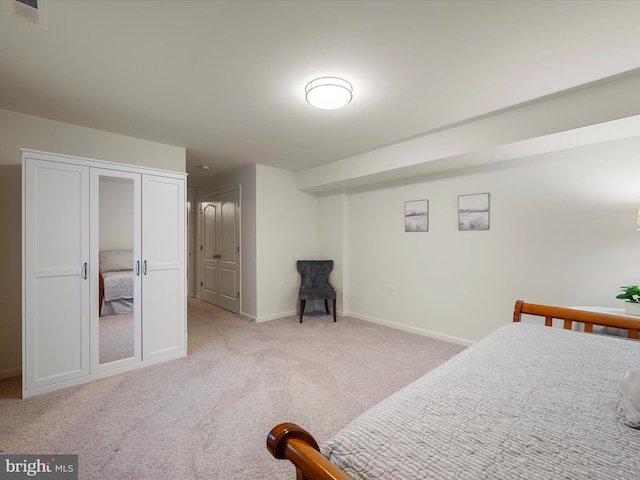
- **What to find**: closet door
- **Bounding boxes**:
[141,174,186,361]
[24,159,90,394]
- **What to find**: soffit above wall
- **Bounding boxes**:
[296,71,640,193]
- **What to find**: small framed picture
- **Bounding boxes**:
[405,200,428,232]
[458,193,490,231]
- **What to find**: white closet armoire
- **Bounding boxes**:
[22,149,187,398]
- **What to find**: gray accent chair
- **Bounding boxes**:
[297,260,337,323]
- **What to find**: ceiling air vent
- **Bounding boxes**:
[10,0,45,26]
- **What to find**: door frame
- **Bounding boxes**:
[197,185,241,314]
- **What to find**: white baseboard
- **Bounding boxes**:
[347,311,474,347]
[0,366,21,380]
[248,308,474,346]
[255,310,297,323]
[255,307,344,323]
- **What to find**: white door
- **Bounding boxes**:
[200,201,219,305]
[200,189,240,314]
[141,174,186,361]
[24,159,90,392]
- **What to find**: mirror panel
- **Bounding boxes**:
[98,175,136,365]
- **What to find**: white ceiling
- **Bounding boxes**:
[2,0,640,187]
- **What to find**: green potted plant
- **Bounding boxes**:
[616,285,640,316]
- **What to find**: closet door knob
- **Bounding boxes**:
[143,260,147,275]
[136,260,140,276]
[83,262,88,279]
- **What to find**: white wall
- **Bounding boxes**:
[324,135,640,345]
[0,109,185,170]
[187,187,196,298]
[304,72,640,346]
[0,109,186,378]
[317,190,348,315]
[255,165,317,321]
[0,166,22,379]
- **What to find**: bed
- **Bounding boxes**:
[98,249,134,316]
[267,300,640,480]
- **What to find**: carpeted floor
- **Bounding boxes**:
[0,298,465,479]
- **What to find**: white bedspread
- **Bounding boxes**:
[321,323,640,479]
[102,270,133,302]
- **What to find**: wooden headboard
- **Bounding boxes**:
[513,300,640,339]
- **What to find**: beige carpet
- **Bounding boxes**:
[0,298,465,479]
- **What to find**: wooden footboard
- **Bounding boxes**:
[268,300,640,480]
[513,300,640,339]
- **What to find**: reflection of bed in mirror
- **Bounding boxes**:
[99,249,134,316]
[98,249,135,364]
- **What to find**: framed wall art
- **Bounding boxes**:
[458,193,490,231]
[405,199,428,232]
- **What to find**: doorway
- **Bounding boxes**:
[199,188,240,314]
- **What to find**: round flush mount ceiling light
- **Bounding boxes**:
[305,77,353,110]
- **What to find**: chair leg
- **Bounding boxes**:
[324,299,329,314]
[333,298,337,322]
[299,299,305,323]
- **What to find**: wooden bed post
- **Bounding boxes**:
[267,423,352,480]
[513,300,524,322]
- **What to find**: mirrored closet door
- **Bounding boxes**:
[90,169,142,372]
